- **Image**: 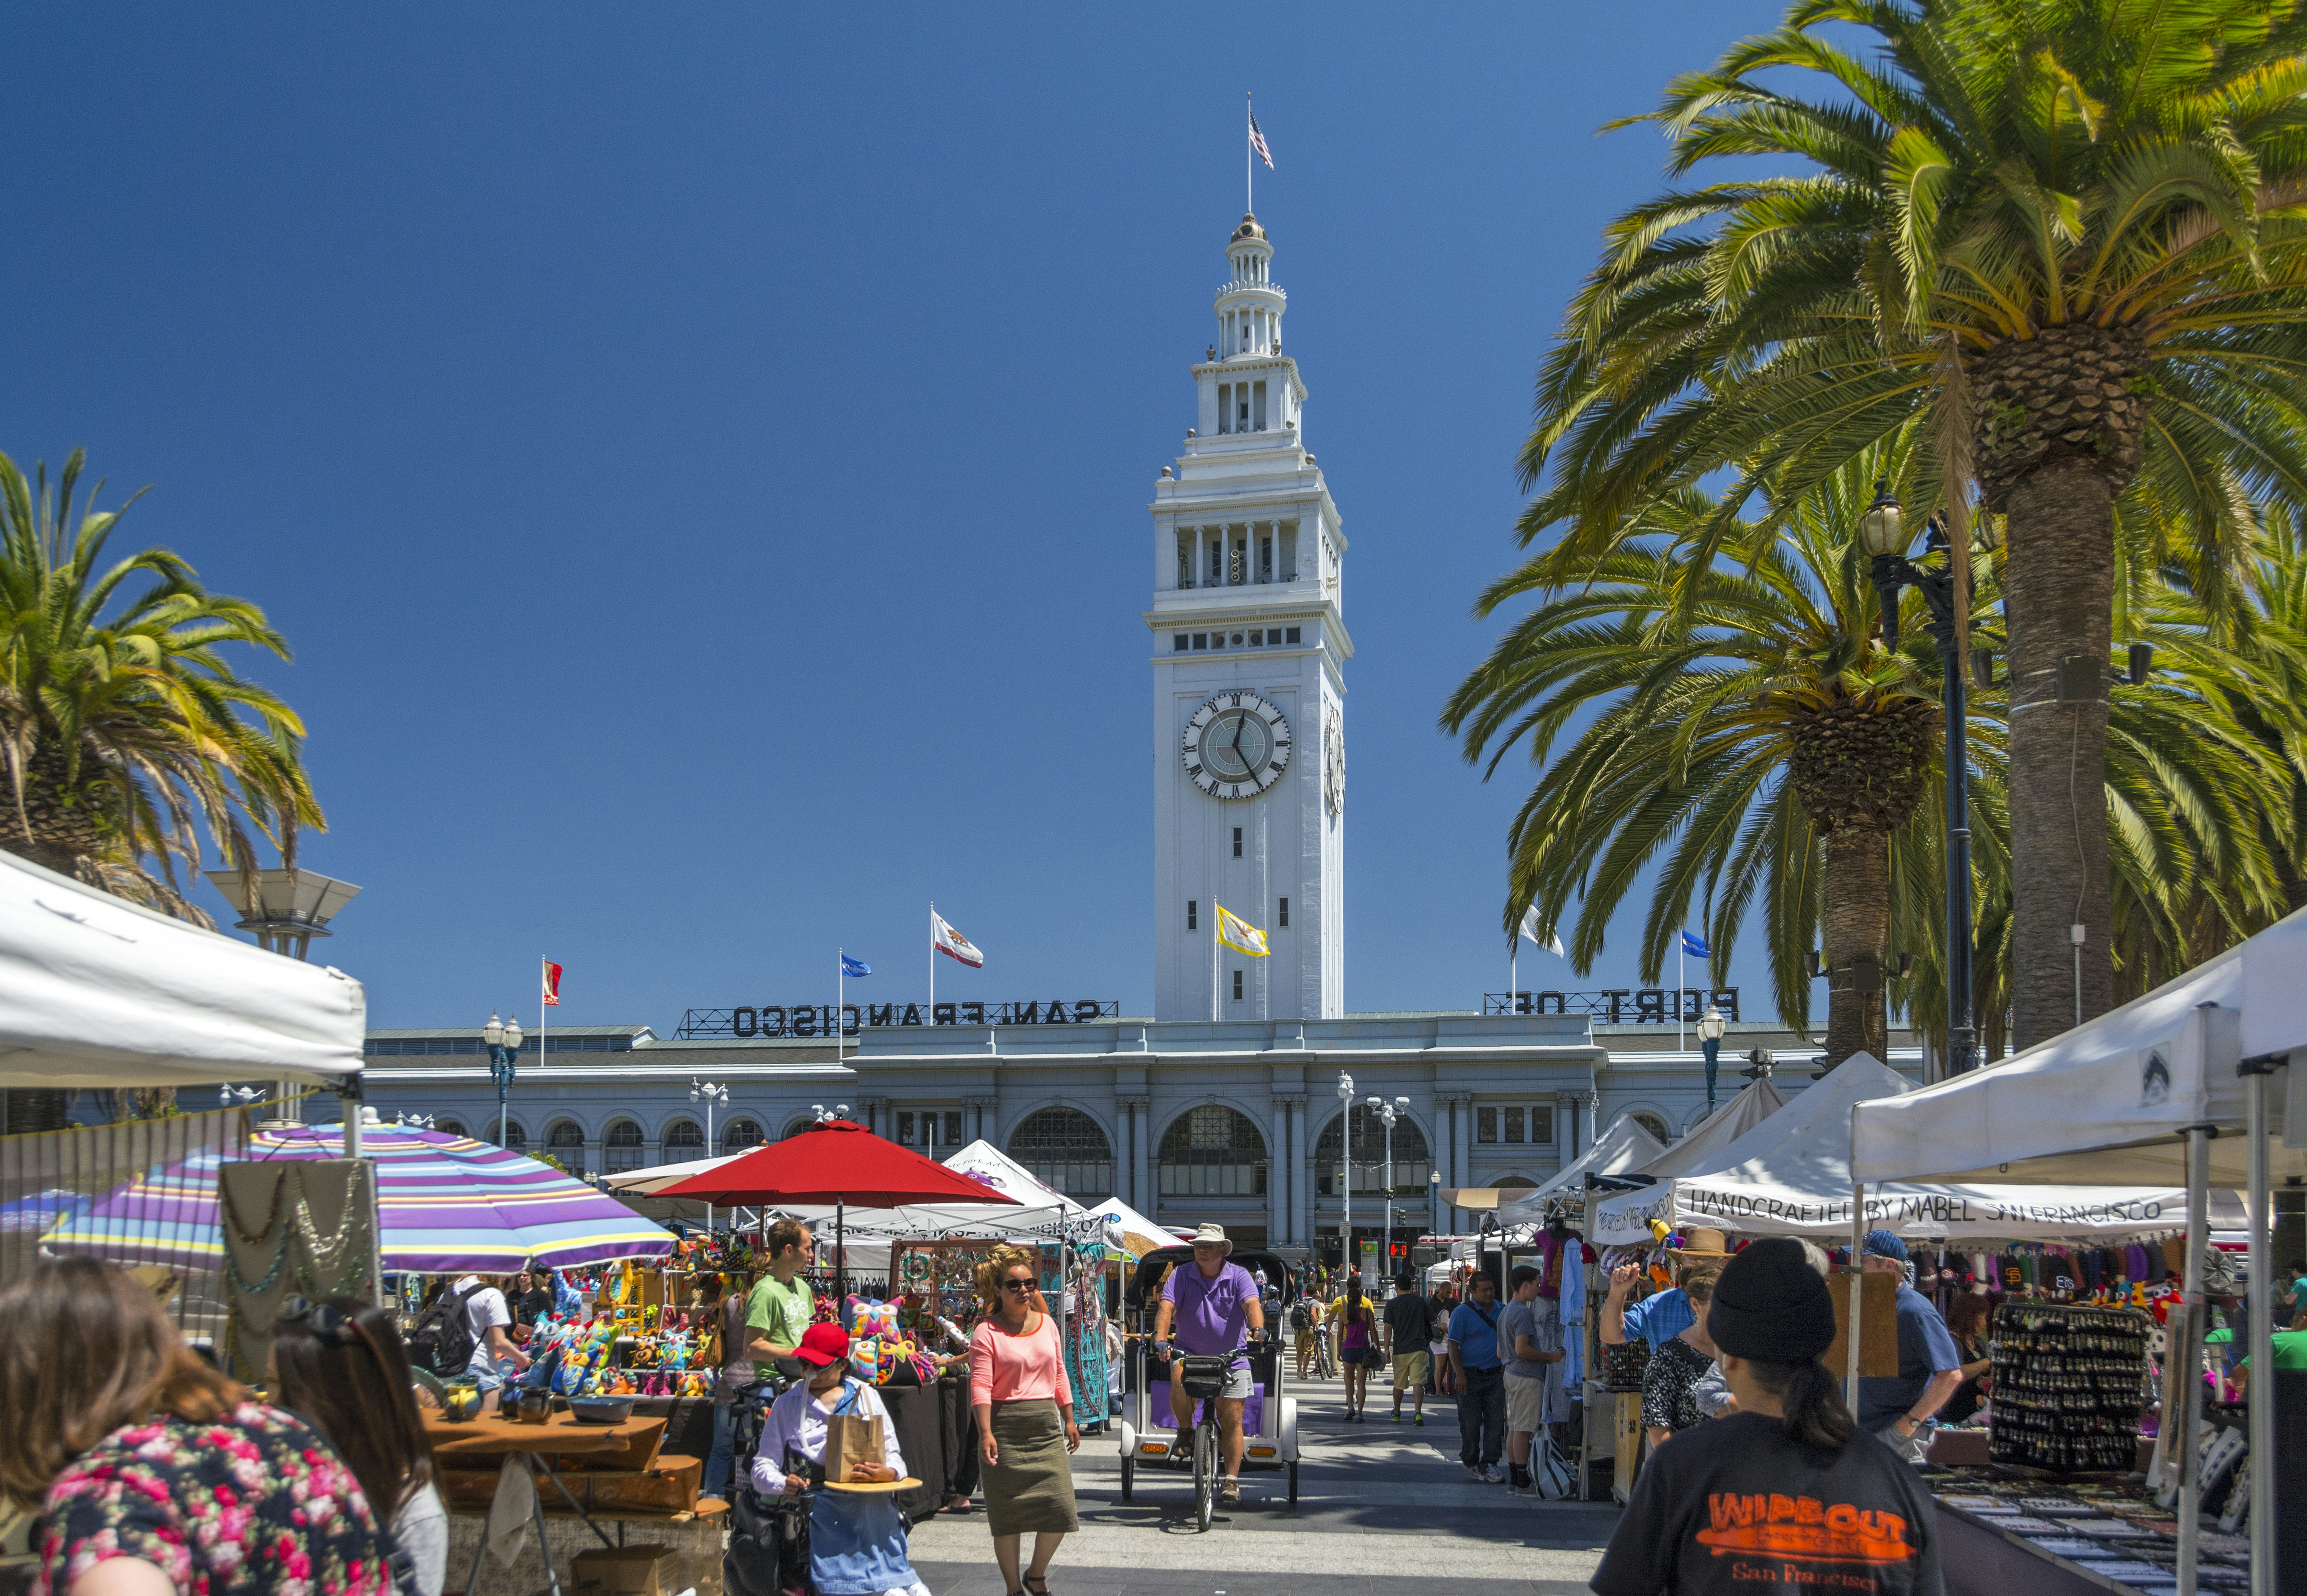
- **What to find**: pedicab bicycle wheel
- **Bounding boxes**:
[1192,1415,1217,1533]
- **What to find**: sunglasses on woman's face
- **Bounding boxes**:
[1002,1278,1035,1294]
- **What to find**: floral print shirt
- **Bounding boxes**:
[35,1402,395,1596]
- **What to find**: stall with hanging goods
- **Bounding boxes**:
[1851,915,2307,1596]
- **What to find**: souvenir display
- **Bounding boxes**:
[1987,1302,2151,1473]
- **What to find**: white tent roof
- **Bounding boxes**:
[1494,1113,1666,1217]
[1635,1077,1790,1178]
[603,1152,742,1195]
[1591,1052,2215,1243]
[0,850,364,1091]
[1852,921,2305,1188]
[1087,1196,1185,1259]
[941,1139,1082,1213]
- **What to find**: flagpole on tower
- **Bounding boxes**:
[1246,92,1253,213]
[928,903,935,1016]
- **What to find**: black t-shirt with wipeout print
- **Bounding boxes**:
[1593,1413,1944,1596]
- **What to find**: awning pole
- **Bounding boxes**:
[1845,1182,1864,1412]
[2177,1124,2209,1596]
[2244,1068,2275,1596]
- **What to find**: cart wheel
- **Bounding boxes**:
[1120,1456,1134,1504]
[1287,1460,1298,1504]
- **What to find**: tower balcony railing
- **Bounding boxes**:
[1177,570,1303,591]
[1216,280,1287,300]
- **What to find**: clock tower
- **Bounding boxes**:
[1148,213,1349,1022]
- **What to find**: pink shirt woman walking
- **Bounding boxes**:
[966,1245,1079,1596]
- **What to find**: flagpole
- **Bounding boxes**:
[1211,913,1222,1021]
[929,902,935,1015]
[1678,943,1686,1051]
[1245,93,1251,213]
[837,945,844,1070]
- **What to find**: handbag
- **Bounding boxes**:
[1531,1432,1575,1500]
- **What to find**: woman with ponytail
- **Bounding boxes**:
[1591,1238,1944,1596]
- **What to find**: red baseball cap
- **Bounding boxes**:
[794,1321,851,1367]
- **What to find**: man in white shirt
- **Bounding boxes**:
[453,1273,531,1406]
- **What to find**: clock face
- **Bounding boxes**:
[1184,692,1291,799]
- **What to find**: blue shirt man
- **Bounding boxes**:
[1853,1231,1963,1460]
[1620,1289,1696,1347]
[1448,1288,1505,1370]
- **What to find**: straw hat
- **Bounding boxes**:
[1677,1227,1735,1259]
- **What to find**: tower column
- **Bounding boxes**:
[1287,1095,1308,1247]
[1268,1093,1288,1245]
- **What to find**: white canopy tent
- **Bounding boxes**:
[603,1152,741,1196]
[1588,1052,2209,1245]
[1633,1077,1788,1178]
[1488,1113,1666,1222]
[1852,913,2307,1596]
[939,1139,1082,1212]
[0,851,365,1095]
[1087,1196,1186,1260]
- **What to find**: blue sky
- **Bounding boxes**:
[0,2,1802,1033]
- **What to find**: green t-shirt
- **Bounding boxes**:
[746,1273,816,1355]
[2203,1328,2307,1370]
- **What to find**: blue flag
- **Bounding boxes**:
[841,954,871,978]
[1680,930,1709,959]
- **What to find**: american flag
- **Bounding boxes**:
[1249,108,1273,169]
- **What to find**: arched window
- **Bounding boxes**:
[500,1120,527,1150]
[782,1117,817,1141]
[664,1120,705,1152]
[1497,1175,1538,1192]
[546,1120,586,1174]
[434,1118,468,1138]
[1628,1111,1670,1144]
[1313,1111,1433,1197]
[1157,1106,1267,1198]
[1006,1108,1113,1206]
[723,1118,763,1152]
[603,1118,645,1173]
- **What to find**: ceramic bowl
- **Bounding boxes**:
[569,1396,635,1425]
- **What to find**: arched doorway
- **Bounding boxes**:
[1313,1112,1433,1197]
[1006,1108,1114,1205]
[1157,1105,1267,1199]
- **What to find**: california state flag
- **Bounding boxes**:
[932,910,985,968]
[541,959,564,1007]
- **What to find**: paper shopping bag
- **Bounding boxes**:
[823,1409,885,1483]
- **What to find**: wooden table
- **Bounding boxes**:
[423,1413,661,1596]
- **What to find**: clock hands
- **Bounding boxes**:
[1227,713,1250,781]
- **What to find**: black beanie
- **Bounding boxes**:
[1705,1237,1836,1361]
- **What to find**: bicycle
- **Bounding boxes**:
[1315,1322,1338,1381]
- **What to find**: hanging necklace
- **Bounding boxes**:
[221,1170,288,1247]
[292,1172,359,1272]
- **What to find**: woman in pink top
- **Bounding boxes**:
[967,1244,1079,1596]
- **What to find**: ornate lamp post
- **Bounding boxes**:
[202,866,362,1129]
[1698,1007,1727,1109]
[1369,1095,1409,1281]
[1858,480,1985,1075]
[484,1013,524,1147]
[1336,1072,1355,1278]
[395,1111,437,1130]
[690,1078,729,1231]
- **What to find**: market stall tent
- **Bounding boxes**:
[602,1151,741,1197]
[0,850,364,1092]
[1484,1112,1665,1222]
[1087,1197,1185,1261]
[1632,1077,1789,1178]
[1587,1052,2210,1244]
[940,1139,1080,1212]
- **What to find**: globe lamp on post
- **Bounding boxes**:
[1698,1007,1727,1109]
[485,1013,524,1148]
[1336,1072,1356,1277]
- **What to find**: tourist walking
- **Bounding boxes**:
[1855,1232,1962,1464]
[1,1256,395,1596]
[1593,1237,1944,1596]
[1446,1271,1507,1482]
[1500,1264,1565,1493]
[969,1244,1080,1596]
[269,1295,448,1596]
[1429,1284,1459,1397]
[745,1219,819,1382]
[1335,1276,1378,1420]
[1384,1270,1432,1425]
[704,1274,755,1499]
[1291,1292,1323,1380]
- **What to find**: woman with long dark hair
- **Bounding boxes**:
[1592,1239,1944,1596]
[270,1295,447,1596]
[0,1258,393,1596]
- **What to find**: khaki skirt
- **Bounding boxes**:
[984,1398,1078,1536]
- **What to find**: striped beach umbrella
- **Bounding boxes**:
[46,1123,673,1275]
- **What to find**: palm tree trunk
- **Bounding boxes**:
[2001,458,2116,1047]
[1819,827,1890,1068]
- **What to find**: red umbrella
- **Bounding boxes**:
[656,1118,1017,1295]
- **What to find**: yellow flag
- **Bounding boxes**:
[1215,903,1270,958]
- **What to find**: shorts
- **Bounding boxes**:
[1293,1327,1316,1355]
[1392,1351,1432,1390]
[1506,1371,1545,1432]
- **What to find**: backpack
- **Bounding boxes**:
[408,1282,484,1377]
[1290,1301,1311,1331]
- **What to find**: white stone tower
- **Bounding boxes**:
[1148,213,1350,1022]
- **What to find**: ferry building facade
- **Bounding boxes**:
[356,216,1922,1258]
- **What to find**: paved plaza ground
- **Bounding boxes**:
[905,1376,1618,1596]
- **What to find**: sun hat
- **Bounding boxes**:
[1705,1236,1837,1362]
[1861,1230,1909,1263]
[1192,1223,1231,1250]
[794,1321,852,1368]
[1675,1227,1735,1258]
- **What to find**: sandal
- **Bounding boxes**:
[1024,1577,1052,1596]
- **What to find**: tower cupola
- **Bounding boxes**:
[1215,213,1285,361]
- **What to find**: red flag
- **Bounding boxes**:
[541,959,563,1007]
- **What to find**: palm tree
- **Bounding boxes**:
[1445,464,1943,1067]
[1514,0,2307,1047]
[1448,457,2293,1069]
[0,450,325,1133]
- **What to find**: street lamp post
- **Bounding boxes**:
[1370,1096,1408,1283]
[1859,481,1981,1076]
[1336,1073,1355,1278]
[690,1078,729,1231]
[484,1013,524,1147]
[203,866,362,1128]
[1698,1007,1727,1109]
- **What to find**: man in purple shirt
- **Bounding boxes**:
[1151,1223,1268,1504]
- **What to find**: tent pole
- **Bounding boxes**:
[1845,1182,1864,1413]
[2177,1124,2209,1596]
[2244,1069,2274,1596]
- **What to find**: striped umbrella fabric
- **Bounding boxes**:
[47,1123,673,1274]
